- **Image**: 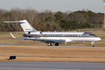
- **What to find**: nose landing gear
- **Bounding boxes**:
[91,42,94,47]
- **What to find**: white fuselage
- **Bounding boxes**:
[23,31,101,43]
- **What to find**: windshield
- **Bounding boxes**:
[89,34,97,37]
[83,32,98,37]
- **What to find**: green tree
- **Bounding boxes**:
[54,11,63,21]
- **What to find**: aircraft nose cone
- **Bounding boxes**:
[95,37,101,41]
[99,38,101,41]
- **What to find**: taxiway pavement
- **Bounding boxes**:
[0,44,105,48]
[0,62,105,70]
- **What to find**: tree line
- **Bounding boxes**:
[0,8,104,32]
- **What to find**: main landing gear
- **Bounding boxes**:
[48,43,52,46]
[48,43,59,46]
[55,43,59,46]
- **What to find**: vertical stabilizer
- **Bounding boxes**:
[19,20,38,33]
[4,20,38,34]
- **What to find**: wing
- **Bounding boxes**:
[25,38,66,43]
[10,33,66,43]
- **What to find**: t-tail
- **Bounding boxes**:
[4,20,38,34]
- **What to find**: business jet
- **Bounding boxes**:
[4,20,101,47]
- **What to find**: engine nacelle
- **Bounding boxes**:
[23,31,42,37]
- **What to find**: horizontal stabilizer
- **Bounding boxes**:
[4,21,26,23]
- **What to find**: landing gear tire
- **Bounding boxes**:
[92,45,94,47]
[91,42,94,47]
[48,43,52,46]
[55,43,59,46]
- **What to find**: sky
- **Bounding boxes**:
[0,0,104,13]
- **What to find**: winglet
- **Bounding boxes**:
[10,33,16,38]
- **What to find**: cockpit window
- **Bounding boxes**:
[89,34,97,37]
[83,32,98,37]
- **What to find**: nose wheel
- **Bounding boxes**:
[91,42,94,47]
